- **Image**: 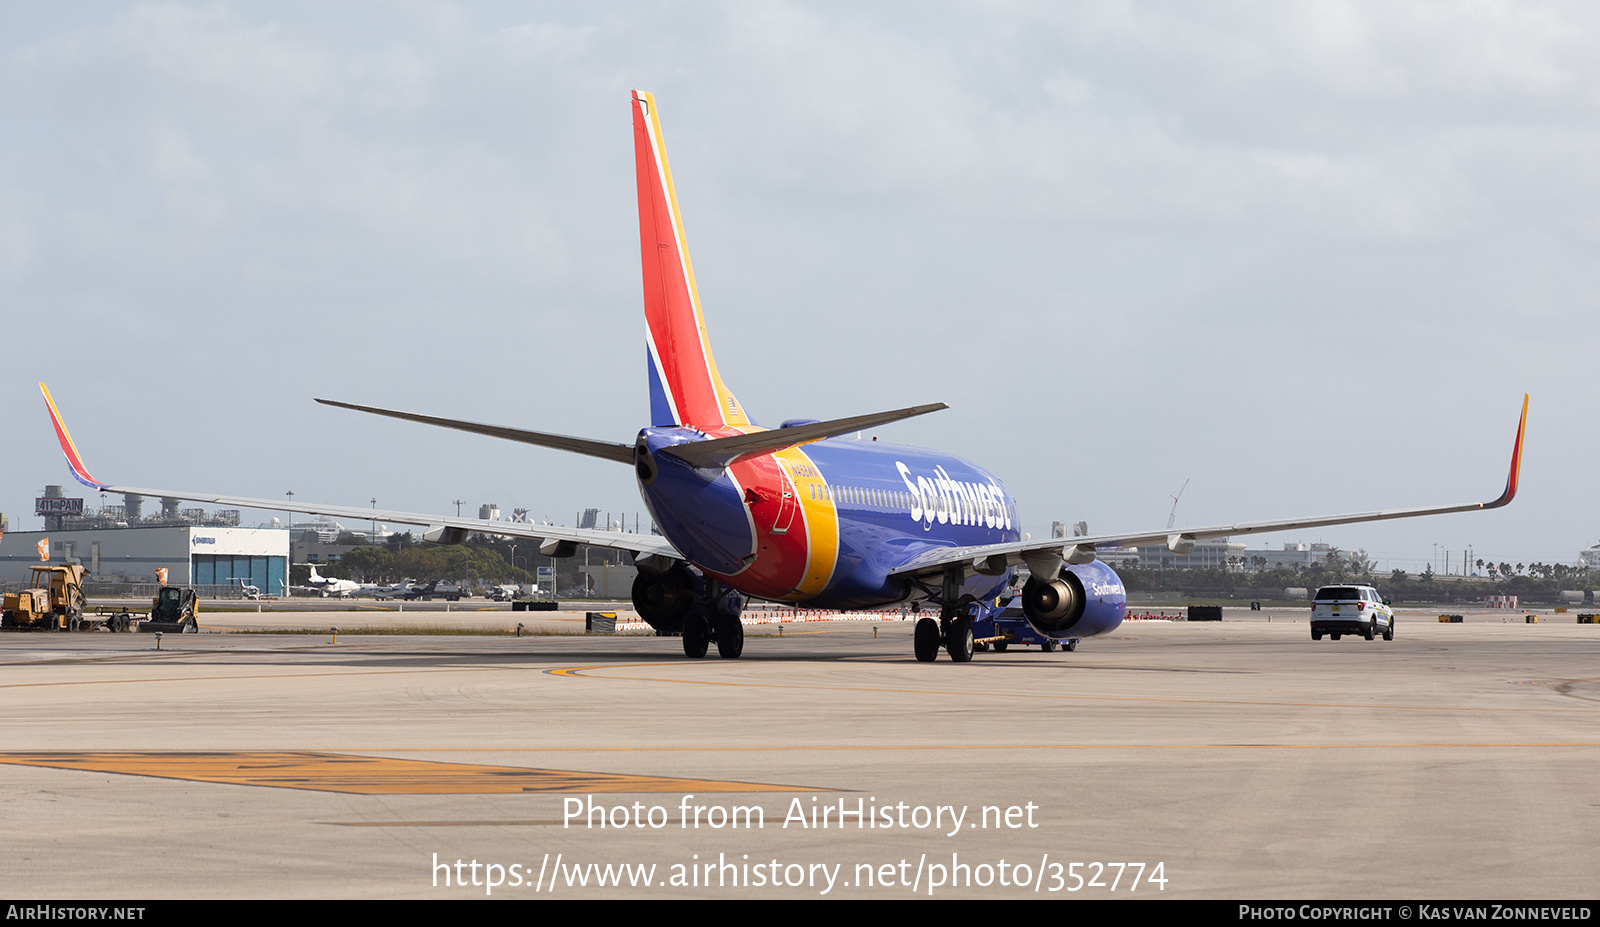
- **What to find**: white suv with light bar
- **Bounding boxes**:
[1310,584,1394,641]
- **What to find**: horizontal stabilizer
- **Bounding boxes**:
[315,399,634,464]
[660,403,949,469]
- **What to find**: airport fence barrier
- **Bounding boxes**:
[82,582,263,600]
[742,605,914,625]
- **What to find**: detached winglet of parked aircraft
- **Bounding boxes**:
[39,382,108,491]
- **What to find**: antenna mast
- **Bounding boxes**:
[1167,479,1190,530]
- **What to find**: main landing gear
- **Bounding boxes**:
[911,567,1082,663]
[915,612,975,663]
[681,579,745,660]
[914,570,976,664]
[633,566,746,659]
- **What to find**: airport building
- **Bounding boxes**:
[1,526,289,594]
[6,486,291,595]
[1133,538,1247,570]
[3,488,290,594]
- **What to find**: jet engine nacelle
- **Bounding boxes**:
[1019,559,1126,640]
[631,563,698,633]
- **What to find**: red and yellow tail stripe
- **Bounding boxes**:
[633,90,750,430]
[39,383,106,490]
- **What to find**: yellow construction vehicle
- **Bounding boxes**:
[2,564,89,631]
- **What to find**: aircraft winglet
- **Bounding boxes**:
[39,383,106,491]
[1482,393,1528,509]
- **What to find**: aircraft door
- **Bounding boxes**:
[771,485,797,535]
[769,461,798,536]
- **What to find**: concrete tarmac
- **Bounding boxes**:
[2,607,1597,899]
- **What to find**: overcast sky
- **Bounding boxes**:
[2,2,1595,572]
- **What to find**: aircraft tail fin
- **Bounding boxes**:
[632,90,750,430]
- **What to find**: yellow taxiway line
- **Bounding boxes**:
[0,751,813,795]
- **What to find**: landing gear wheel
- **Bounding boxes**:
[1041,640,1059,653]
[714,615,744,659]
[993,639,1008,653]
[682,617,709,658]
[946,616,974,663]
[913,618,940,662]
[1383,619,1394,641]
[1364,620,1375,641]
[1064,639,1079,652]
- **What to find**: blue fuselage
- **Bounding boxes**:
[637,428,1023,610]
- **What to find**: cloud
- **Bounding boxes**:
[0,1,1594,563]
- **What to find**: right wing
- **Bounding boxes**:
[889,394,1529,582]
[40,384,681,565]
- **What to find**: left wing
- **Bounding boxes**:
[891,395,1529,582]
[39,384,682,565]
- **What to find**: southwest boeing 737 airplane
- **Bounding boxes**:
[41,90,1528,663]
